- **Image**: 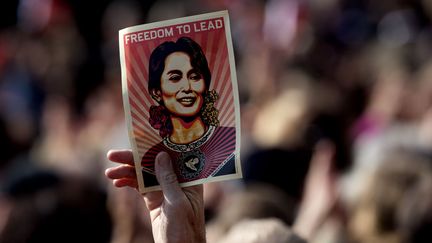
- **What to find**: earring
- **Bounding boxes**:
[151,89,162,103]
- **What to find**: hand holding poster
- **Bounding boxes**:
[119,11,242,193]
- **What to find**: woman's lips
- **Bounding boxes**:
[177,97,196,106]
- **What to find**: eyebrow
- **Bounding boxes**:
[187,68,201,76]
[166,70,182,76]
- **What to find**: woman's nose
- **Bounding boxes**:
[180,78,192,92]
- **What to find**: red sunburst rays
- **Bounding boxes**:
[201,127,236,161]
[123,18,236,150]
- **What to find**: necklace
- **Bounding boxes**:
[163,125,215,152]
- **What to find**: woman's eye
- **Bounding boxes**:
[189,73,202,80]
[169,75,181,81]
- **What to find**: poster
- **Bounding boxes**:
[119,10,242,193]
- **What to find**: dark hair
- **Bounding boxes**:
[148,37,211,96]
[147,37,219,137]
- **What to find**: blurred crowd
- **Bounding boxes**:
[0,0,432,242]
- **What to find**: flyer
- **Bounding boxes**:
[119,10,242,193]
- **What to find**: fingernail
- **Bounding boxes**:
[106,150,113,159]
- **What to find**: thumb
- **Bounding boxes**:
[155,152,183,202]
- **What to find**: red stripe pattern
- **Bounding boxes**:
[123,17,236,165]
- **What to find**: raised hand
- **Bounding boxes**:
[106,150,206,243]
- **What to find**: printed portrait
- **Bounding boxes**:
[119,11,241,192]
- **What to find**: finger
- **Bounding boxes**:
[304,140,338,200]
[154,152,184,203]
[107,149,134,165]
[105,164,136,180]
[113,178,138,188]
[310,140,334,174]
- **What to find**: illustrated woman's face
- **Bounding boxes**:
[159,52,206,117]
